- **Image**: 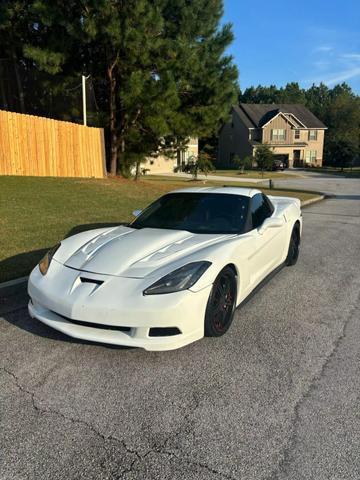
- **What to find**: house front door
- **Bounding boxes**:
[293,150,301,167]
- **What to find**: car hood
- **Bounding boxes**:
[60,225,231,278]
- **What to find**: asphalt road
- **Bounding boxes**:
[1,172,360,480]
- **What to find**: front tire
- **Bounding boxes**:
[204,266,237,337]
[285,224,300,266]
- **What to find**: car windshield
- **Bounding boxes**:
[131,192,250,234]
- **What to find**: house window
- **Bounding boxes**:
[294,129,300,139]
[305,150,317,163]
[308,130,317,141]
[271,129,286,141]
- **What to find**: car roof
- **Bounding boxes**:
[168,186,261,198]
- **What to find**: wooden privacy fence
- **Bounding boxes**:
[0,110,106,178]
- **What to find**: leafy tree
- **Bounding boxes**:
[233,154,253,174]
[240,84,279,104]
[254,145,274,176]
[160,0,238,170]
[0,1,36,113]
[327,138,358,171]
[278,82,306,104]
[322,87,360,166]
[188,153,214,180]
[0,0,238,176]
[305,83,331,118]
[81,0,238,174]
[240,82,306,105]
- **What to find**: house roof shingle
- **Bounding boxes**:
[234,103,326,129]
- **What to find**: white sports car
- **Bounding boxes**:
[28,187,302,351]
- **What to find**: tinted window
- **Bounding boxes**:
[131,193,250,234]
[251,194,273,228]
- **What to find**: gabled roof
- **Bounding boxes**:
[234,103,326,129]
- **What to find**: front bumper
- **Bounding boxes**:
[28,261,212,351]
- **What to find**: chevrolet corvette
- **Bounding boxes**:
[28,187,302,350]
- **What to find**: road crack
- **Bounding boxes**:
[266,296,360,480]
[0,365,139,478]
[1,366,236,479]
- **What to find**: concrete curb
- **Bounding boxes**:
[301,195,325,207]
[0,276,28,292]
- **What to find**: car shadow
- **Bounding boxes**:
[1,222,135,349]
[333,194,360,200]
[1,284,134,350]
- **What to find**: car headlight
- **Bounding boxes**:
[38,243,61,276]
[143,261,212,295]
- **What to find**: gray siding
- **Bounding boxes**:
[217,109,252,166]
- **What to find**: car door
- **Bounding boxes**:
[248,193,286,287]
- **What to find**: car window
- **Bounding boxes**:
[131,193,250,234]
[251,193,273,229]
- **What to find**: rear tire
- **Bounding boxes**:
[285,224,300,266]
[204,266,237,337]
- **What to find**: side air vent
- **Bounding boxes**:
[149,327,181,337]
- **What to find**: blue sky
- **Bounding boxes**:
[222,0,360,93]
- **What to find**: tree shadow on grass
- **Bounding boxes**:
[64,222,128,238]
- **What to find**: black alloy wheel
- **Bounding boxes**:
[205,266,237,337]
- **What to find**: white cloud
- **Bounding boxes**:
[300,25,360,90]
[322,67,360,86]
[340,53,360,60]
[305,43,360,87]
[313,45,334,53]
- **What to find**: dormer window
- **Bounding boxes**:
[294,129,300,139]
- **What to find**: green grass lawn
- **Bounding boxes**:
[208,169,301,179]
[305,167,360,178]
[0,175,320,283]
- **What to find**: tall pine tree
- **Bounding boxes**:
[4,0,238,175]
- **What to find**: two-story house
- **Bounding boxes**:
[218,104,327,168]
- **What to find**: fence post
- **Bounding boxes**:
[82,75,87,126]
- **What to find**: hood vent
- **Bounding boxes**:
[80,277,104,286]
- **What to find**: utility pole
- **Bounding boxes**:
[82,74,89,126]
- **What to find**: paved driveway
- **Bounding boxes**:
[1,173,360,480]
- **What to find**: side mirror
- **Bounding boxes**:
[258,217,283,235]
[132,209,142,217]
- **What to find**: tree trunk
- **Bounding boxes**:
[10,47,25,113]
[0,66,8,110]
[14,64,25,113]
[108,60,118,176]
[134,161,140,181]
